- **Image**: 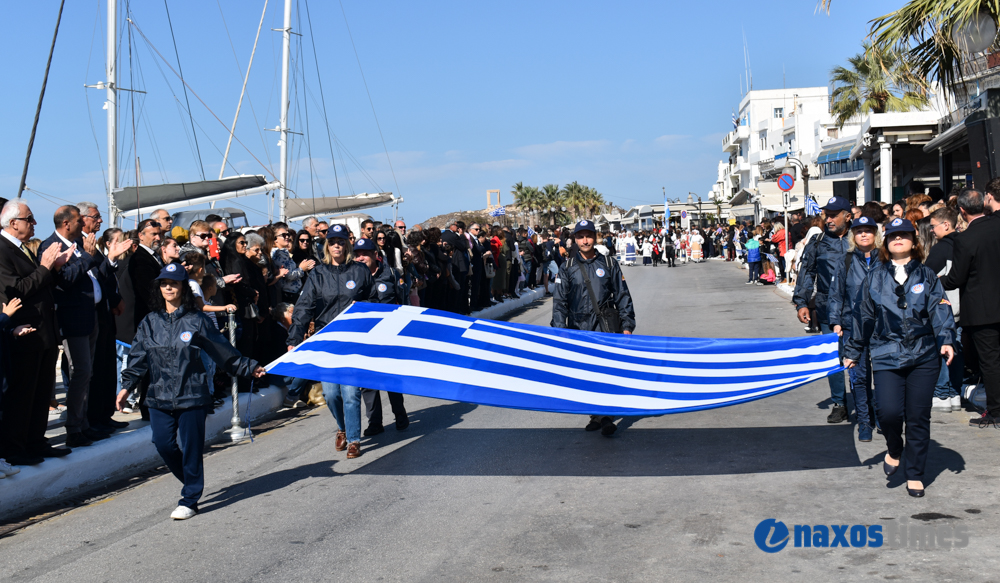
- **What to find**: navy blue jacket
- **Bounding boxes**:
[288,261,374,345]
[369,262,403,305]
[121,306,258,410]
[792,230,850,324]
[551,252,636,332]
[844,260,956,371]
[827,249,885,334]
[42,233,102,338]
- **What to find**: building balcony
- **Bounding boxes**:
[722,126,750,153]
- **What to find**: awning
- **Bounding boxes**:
[284,192,397,222]
[817,144,852,164]
[114,175,270,213]
[923,119,967,154]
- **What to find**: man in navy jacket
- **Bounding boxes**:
[43,206,107,447]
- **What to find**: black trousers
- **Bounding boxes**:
[0,339,58,457]
[874,360,939,482]
[236,316,257,392]
[88,308,118,426]
[361,389,407,427]
[664,248,675,267]
[966,323,1000,413]
[470,268,483,310]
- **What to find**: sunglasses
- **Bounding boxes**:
[396,225,406,230]
[377,236,385,241]
[236,240,247,247]
[278,233,292,239]
[193,232,213,239]
[317,229,329,235]
[11,215,36,224]
[893,284,908,309]
[298,238,310,243]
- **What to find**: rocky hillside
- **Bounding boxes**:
[417,209,499,230]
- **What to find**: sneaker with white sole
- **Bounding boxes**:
[951,395,962,411]
[0,458,20,477]
[170,505,197,520]
[932,397,952,412]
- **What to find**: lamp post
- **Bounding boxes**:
[688,192,702,228]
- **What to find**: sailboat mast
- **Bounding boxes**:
[278,0,291,223]
[107,0,119,226]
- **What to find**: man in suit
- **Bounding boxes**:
[44,206,114,447]
[0,200,72,465]
[77,202,131,433]
[942,188,1000,427]
[129,218,163,328]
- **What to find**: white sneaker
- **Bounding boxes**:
[932,397,952,412]
[170,505,196,520]
[121,407,134,414]
[951,395,963,411]
[0,458,19,477]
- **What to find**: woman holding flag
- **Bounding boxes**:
[287,224,373,459]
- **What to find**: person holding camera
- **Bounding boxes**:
[551,220,636,436]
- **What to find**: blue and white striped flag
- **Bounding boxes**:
[805,197,821,216]
[266,304,842,416]
[526,226,536,238]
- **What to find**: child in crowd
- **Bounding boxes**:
[745,228,762,285]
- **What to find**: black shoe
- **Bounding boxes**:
[827,405,848,424]
[363,424,384,437]
[29,444,72,458]
[883,459,899,476]
[584,418,602,431]
[106,419,129,429]
[66,433,93,448]
[82,429,110,442]
[907,487,925,498]
[89,423,117,434]
[600,416,617,437]
[6,454,44,465]
[395,420,409,431]
[970,411,999,427]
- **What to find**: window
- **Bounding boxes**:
[827,128,839,138]
[774,108,783,118]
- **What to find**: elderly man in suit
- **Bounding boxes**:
[129,218,163,328]
[942,187,1000,427]
[43,206,115,447]
[77,202,131,434]
[0,200,72,465]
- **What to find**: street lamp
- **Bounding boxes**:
[689,192,702,228]
[784,157,811,255]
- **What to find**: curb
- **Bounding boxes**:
[469,286,545,320]
[0,388,283,522]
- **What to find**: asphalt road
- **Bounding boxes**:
[3,259,999,582]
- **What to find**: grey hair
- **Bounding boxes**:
[302,216,318,228]
[271,302,294,320]
[0,200,25,229]
[244,232,265,250]
[151,208,170,219]
[76,201,98,215]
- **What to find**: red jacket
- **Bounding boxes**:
[771,229,787,256]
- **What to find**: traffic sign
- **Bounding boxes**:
[777,173,795,191]
[680,210,688,219]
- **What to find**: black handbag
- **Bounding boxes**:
[243,303,261,320]
[578,256,623,334]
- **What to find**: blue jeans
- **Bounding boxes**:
[820,322,847,407]
[933,326,963,399]
[280,375,311,399]
[322,382,361,443]
[149,406,207,510]
[115,341,130,393]
[748,261,761,282]
[848,344,876,429]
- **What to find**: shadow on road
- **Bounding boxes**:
[352,423,870,477]
[861,439,966,488]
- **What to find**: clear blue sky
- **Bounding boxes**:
[0,0,899,229]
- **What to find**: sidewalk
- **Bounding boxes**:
[0,290,544,523]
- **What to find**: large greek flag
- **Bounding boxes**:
[266,303,842,416]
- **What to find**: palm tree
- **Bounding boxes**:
[561,181,587,221]
[540,183,562,227]
[870,1,1000,91]
[830,42,929,128]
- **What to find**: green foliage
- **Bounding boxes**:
[870,0,1000,91]
[830,41,930,128]
[511,181,609,226]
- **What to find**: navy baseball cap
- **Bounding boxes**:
[850,216,877,230]
[821,196,852,213]
[156,263,188,282]
[884,218,916,236]
[353,237,377,252]
[326,224,351,240]
[573,219,596,235]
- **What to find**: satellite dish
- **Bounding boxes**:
[953,12,998,54]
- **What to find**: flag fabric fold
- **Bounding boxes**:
[266,304,843,416]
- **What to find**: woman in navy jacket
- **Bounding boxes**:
[843,219,956,498]
[828,215,884,443]
[117,264,265,520]
[287,224,373,459]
